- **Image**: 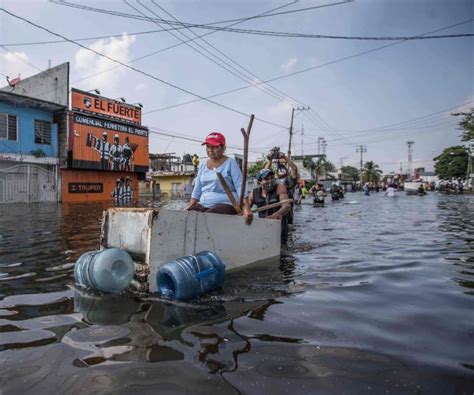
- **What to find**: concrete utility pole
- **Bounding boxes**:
[356,145,367,184]
[300,124,304,157]
[321,139,327,156]
[407,141,414,180]
[288,106,310,158]
[317,137,326,155]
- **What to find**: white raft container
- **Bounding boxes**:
[100,208,281,293]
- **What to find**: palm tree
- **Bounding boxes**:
[362,161,383,183]
[303,156,335,181]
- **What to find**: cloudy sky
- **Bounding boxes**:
[0,0,472,172]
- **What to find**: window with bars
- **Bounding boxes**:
[34,119,52,145]
[0,113,18,141]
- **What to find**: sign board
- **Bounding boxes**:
[71,88,142,125]
[68,182,104,194]
[70,112,149,173]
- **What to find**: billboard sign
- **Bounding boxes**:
[70,112,149,173]
[71,88,142,125]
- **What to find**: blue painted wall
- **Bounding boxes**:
[0,102,58,157]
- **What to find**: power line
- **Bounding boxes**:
[8,0,303,110]
[0,7,288,130]
[319,100,473,143]
[146,0,308,108]
[143,19,473,115]
[3,0,348,47]
[51,0,352,30]
[147,126,265,154]
[50,1,473,41]
[126,0,296,106]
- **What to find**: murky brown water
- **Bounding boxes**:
[0,193,473,394]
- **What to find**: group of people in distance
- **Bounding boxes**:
[187,132,296,245]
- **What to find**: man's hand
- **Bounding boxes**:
[242,208,253,225]
[267,212,283,220]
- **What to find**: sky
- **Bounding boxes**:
[0,0,472,173]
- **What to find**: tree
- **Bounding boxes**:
[303,156,335,180]
[452,108,474,141]
[341,165,360,181]
[248,159,267,177]
[433,145,468,180]
[362,161,382,183]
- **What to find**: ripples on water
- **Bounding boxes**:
[0,193,473,394]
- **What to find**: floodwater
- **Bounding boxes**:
[0,193,473,394]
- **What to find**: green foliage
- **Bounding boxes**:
[248,159,267,177]
[433,145,468,180]
[302,155,334,180]
[362,161,382,183]
[341,165,360,181]
[30,149,46,158]
[452,108,474,142]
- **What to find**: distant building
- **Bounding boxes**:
[146,153,195,198]
[0,91,65,203]
[414,168,439,183]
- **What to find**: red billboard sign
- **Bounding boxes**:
[71,89,142,125]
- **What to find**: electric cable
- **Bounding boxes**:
[0,7,288,130]
[50,0,473,41]
[143,19,473,115]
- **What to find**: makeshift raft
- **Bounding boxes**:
[100,208,281,293]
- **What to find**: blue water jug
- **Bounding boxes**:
[157,251,225,300]
[74,248,135,294]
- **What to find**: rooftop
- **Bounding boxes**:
[0,90,66,112]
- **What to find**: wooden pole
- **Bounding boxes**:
[240,114,254,208]
[251,199,293,213]
[216,172,242,214]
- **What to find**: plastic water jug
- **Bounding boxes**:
[157,251,225,300]
[74,248,135,294]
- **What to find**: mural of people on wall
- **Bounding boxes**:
[122,136,134,171]
[109,134,123,171]
[111,178,123,204]
[86,131,139,172]
[96,131,110,170]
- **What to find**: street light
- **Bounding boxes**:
[131,102,143,108]
[86,89,100,95]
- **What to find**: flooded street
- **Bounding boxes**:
[0,193,473,394]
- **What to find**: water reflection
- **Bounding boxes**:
[72,287,281,373]
[0,194,474,393]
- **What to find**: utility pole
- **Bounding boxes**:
[407,141,414,180]
[339,157,347,168]
[356,145,367,184]
[317,137,326,156]
[288,106,310,158]
[300,124,304,157]
[321,139,327,156]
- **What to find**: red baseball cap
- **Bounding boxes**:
[202,132,226,147]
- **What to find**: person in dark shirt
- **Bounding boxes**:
[247,169,291,245]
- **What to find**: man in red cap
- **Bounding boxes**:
[187,132,252,223]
